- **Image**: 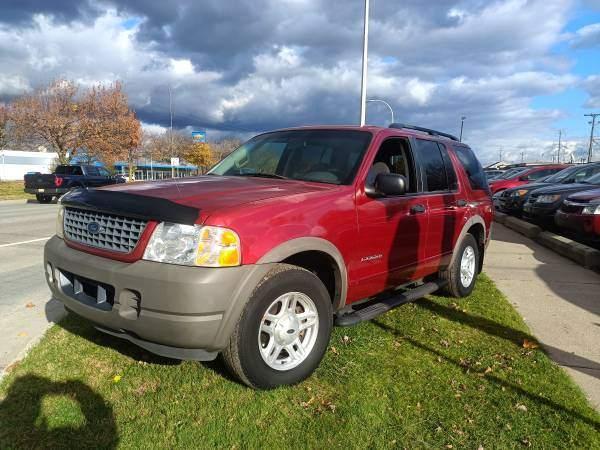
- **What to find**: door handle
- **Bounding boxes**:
[410,204,426,214]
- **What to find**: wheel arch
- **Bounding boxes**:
[448,215,487,273]
[257,237,348,310]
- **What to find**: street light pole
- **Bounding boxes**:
[169,86,174,178]
[459,116,466,142]
[367,99,394,124]
[359,0,370,126]
[585,113,599,163]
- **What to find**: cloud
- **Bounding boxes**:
[571,23,600,48]
[583,75,600,108]
[0,0,587,164]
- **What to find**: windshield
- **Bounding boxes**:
[208,130,372,185]
[498,168,527,179]
[582,172,600,185]
[543,166,578,183]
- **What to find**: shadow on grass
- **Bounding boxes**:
[0,375,118,449]
[372,299,600,431]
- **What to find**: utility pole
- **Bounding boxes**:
[521,151,524,163]
[459,116,466,142]
[359,0,370,126]
[585,113,599,163]
[498,147,503,162]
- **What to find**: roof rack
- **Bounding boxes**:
[389,123,459,142]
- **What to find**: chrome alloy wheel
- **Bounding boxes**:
[460,245,476,288]
[258,292,319,371]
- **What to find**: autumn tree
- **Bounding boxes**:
[10,80,81,163]
[0,104,10,150]
[80,82,141,178]
[212,138,241,161]
[183,142,217,173]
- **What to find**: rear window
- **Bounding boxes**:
[55,165,83,176]
[453,146,489,192]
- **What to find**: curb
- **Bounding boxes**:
[0,199,28,205]
[495,213,600,270]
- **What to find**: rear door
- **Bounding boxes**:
[414,139,466,269]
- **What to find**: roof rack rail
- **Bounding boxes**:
[389,123,459,142]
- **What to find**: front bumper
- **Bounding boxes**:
[522,202,559,221]
[44,236,275,360]
[555,210,600,238]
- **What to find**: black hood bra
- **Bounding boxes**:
[60,188,200,226]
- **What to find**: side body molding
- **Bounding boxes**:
[257,237,349,310]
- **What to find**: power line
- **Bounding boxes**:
[585,113,599,163]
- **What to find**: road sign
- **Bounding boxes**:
[192,131,206,143]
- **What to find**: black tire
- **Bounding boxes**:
[36,194,53,203]
[222,264,333,389]
[440,234,480,298]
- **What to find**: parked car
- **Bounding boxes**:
[24,165,123,203]
[44,124,492,389]
[488,164,568,195]
[555,188,600,242]
[484,169,504,180]
[523,172,600,226]
[496,163,600,216]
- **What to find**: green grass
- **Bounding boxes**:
[1,275,598,449]
[0,181,33,200]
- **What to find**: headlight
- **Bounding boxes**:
[536,194,561,204]
[582,204,600,215]
[56,205,65,239]
[514,189,528,197]
[143,223,241,267]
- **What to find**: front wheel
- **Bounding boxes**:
[222,264,332,389]
[440,234,480,298]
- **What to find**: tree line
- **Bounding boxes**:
[0,79,241,178]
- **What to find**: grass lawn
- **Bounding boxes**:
[0,181,33,200]
[0,274,598,449]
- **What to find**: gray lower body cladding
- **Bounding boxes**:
[44,236,275,360]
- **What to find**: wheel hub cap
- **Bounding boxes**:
[460,245,476,288]
[258,292,319,371]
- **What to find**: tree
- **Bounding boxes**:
[0,104,9,150]
[183,142,216,173]
[79,82,142,178]
[9,80,81,163]
[212,138,241,161]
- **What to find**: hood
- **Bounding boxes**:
[566,187,600,202]
[529,182,600,196]
[100,175,333,213]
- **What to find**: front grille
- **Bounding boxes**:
[64,207,147,253]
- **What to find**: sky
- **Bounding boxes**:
[1,0,600,165]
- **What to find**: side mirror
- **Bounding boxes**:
[367,173,407,197]
[518,175,529,181]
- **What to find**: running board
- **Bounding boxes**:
[335,280,446,327]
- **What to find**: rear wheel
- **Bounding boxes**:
[222,264,332,389]
[441,234,480,298]
[36,194,53,203]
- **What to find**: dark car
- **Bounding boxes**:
[497,163,600,216]
[555,188,600,243]
[523,172,600,226]
[24,164,123,203]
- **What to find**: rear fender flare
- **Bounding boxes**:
[447,215,487,270]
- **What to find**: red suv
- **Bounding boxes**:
[489,164,568,195]
[555,188,600,242]
[44,125,493,389]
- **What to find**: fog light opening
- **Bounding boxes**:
[45,263,54,284]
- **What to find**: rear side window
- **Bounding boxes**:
[86,166,100,176]
[416,139,450,192]
[437,143,458,190]
[55,166,83,176]
[453,146,489,192]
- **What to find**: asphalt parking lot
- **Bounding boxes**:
[0,201,65,375]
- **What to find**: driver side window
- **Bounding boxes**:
[368,138,416,193]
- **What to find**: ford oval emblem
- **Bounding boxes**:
[87,222,101,235]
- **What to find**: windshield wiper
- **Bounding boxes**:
[237,172,289,180]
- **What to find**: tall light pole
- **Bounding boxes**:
[367,99,394,124]
[557,129,562,164]
[585,113,599,163]
[169,86,174,178]
[459,116,466,142]
[359,0,370,126]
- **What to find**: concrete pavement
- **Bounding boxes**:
[484,223,600,409]
[0,201,65,377]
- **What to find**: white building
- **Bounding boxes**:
[0,150,59,181]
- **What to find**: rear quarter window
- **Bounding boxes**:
[452,146,489,192]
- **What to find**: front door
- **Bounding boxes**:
[354,138,429,300]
